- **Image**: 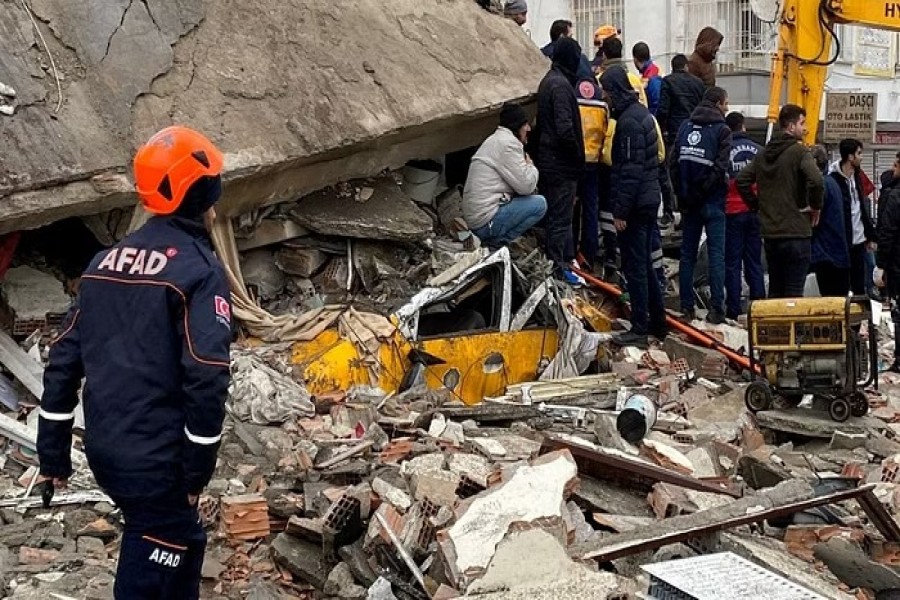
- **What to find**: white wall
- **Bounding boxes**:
[623,0,676,73]
[523,0,573,49]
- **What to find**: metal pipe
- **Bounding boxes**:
[573,268,761,375]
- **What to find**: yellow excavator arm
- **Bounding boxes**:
[769,0,900,145]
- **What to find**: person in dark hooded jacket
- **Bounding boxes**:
[658,54,706,147]
[534,36,586,284]
[687,27,723,88]
[809,145,850,296]
[671,87,732,324]
[600,65,665,348]
[876,152,900,373]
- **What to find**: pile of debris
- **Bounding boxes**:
[0,304,898,598]
[1,165,900,598]
[235,173,467,316]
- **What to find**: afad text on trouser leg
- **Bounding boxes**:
[145,535,185,567]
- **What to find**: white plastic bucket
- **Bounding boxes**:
[402,160,441,206]
[616,393,658,443]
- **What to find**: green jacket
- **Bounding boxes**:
[736,133,824,239]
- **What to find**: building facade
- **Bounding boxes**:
[523,0,900,178]
[525,0,900,124]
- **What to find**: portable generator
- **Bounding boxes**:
[744,296,877,422]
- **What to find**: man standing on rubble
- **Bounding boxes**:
[600,65,666,347]
[672,86,732,324]
[875,151,900,373]
[829,138,877,296]
[737,104,824,298]
[724,111,764,319]
[37,126,232,599]
[533,36,586,285]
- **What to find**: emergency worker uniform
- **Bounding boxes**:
[38,127,231,599]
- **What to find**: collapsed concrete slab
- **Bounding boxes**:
[0,0,547,234]
[289,178,434,242]
[466,529,628,599]
[440,449,578,591]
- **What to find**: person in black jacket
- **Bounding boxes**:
[671,87,732,324]
[876,152,900,373]
[38,126,232,599]
[534,36,586,284]
[600,65,665,348]
[829,138,877,295]
[657,54,706,148]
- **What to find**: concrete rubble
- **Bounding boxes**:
[0,4,898,600]
[1,191,899,599]
[0,294,896,599]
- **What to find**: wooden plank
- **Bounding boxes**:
[0,331,43,399]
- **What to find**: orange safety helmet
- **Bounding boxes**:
[133,126,224,215]
[593,24,620,47]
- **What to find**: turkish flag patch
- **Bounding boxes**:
[214,295,231,325]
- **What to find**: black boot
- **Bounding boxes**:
[612,330,649,349]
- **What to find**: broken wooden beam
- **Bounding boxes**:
[542,433,742,498]
[570,481,883,563]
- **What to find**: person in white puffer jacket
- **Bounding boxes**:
[463,103,547,249]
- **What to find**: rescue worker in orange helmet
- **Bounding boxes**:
[37,126,232,599]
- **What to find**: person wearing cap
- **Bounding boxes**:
[37,126,232,599]
[592,24,620,71]
[503,0,527,26]
[464,104,546,248]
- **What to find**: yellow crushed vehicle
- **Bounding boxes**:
[291,248,612,405]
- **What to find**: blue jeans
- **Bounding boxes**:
[619,213,666,335]
[725,212,765,319]
[472,195,547,248]
[680,202,726,314]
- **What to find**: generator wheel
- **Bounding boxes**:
[850,392,869,418]
[745,381,773,413]
[829,397,851,422]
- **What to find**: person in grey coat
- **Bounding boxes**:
[463,104,547,248]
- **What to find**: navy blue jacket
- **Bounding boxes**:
[600,66,661,221]
[671,100,731,212]
[811,174,850,269]
[38,216,232,501]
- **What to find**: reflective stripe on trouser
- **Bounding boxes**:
[114,495,206,600]
[599,210,618,268]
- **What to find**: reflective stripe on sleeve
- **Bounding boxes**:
[39,409,75,421]
[184,426,221,445]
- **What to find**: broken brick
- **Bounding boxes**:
[647,483,698,518]
[379,438,414,464]
[220,494,271,541]
[19,546,59,565]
